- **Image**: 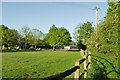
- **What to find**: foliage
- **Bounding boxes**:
[27,31,34,46]
[69,40,76,45]
[88,52,119,79]
[28,29,44,48]
[77,40,87,50]
[76,21,94,41]
[85,31,97,52]
[98,1,120,55]
[1,25,19,47]
[74,21,94,50]
[57,27,71,47]
[18,27,44,49]
[46,25,71,50]
[42,34,51,47]
[45,25,58,50]
[84,1,120,55]
[20,26,30,49]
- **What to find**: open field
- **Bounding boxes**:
[2,50,119,79]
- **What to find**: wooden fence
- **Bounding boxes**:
[43,49,91,80]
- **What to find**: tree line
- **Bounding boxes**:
[75,1,120,55]
[1,24,73,50]
[1,1,119,55]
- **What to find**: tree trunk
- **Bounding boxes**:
[60,47,62,51]
[35,45,36,49]
[25,43,26,51]
[53,46,55,51]
[7,45,9,50]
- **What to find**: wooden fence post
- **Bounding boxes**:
[81,49,84,57]
[83,54,87,78]
[85,50,87,55]
[88,51,91,69]
[81,49,87,78]
[74,59,80,80]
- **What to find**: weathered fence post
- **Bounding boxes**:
[88,51,91,69]
[81,49,84,57]
[83,52,87,78]
[74,59,80,80]
[81,49,87,78]
[85,50,87,55]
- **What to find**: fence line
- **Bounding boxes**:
[43,66,79,80]
[43,49,91,80]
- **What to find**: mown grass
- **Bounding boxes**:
[2,50,119,79]
[2,50,82,78]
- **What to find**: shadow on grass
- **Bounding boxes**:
[90,55,120,79]
[92,55,120,75]
[79,58,110,80]
[90,57,110,80]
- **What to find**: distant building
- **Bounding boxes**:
[64,45,77,50]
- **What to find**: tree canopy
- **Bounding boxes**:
[1,25,19,47]
[98,1,120,54]
[76,21,94,42]
[84,1,120,55]
[45,25,71,50]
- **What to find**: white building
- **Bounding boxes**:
[64,45,77,50]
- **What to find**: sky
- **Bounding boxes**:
[2,2,109,41]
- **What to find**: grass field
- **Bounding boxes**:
[2,50,120,79]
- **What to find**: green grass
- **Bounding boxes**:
[89,52,119,79]
[2,50,119,79]
[2,50,82,78]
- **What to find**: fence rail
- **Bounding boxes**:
[43,49,91,80]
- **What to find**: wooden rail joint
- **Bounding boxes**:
[43,50,91,80]
[80,50,91,78]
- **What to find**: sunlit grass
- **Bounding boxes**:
[2,50,119,79]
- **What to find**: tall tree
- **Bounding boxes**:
[1,25,19,48]
[17,29,24,48]
[57,27,71,50]
[46,25,58,50]
[46,25,71,50]
[76,21,94,42]
[98,1,120,54]
[27,31,34,46]
[1,25,9,46]
[20,26,30,50]
[85,1,120,54]
[30,29,44,48]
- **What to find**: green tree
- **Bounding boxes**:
[46,25,58,50]
[1,25,9,46]
[83,1,120,54]
[20,26,30,50]
[76,21,93,42]
[1,25,19,48]
[46,25,71,50]
[27,31,34,46]
[98,1,120,55]
[70,40,76,45]
[17,30,24,48]
[31,29,44,48]
[84,31,97,52]
[43,33,52,48]
[57,27,71,50]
